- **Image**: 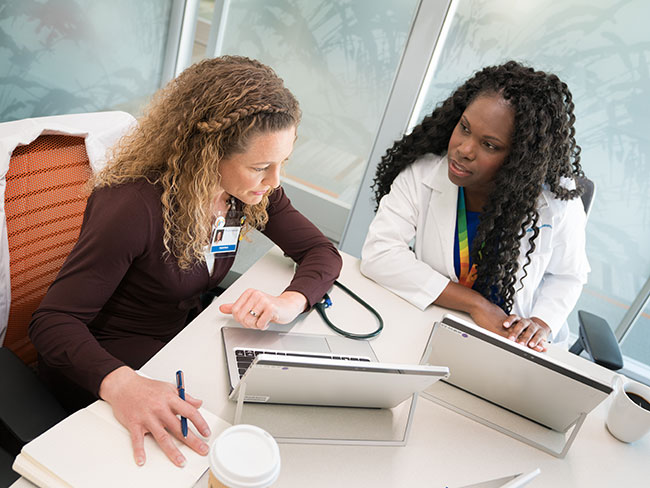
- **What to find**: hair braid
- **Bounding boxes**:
[94,56,300,269]
[197,104,290,133]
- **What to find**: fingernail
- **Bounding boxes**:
[177,456,186,467]
[202,427,211,437]
[503,322,510,328]
[136,457,145,466]
[509,335,515,340]
[200,443,209,454]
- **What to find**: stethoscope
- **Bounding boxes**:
[313,280,384,340]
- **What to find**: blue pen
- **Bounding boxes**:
[176,370,188,437]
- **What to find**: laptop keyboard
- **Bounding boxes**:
[234,348,372,378]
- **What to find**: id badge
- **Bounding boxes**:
[210,198,245,256]
[210,223,240,254]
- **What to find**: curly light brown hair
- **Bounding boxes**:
[94,56,301,269]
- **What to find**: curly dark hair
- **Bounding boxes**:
[372,60,583,313]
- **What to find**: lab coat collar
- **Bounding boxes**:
[423,153,552,211]
[423,154,454,194]
[424,154,458,280]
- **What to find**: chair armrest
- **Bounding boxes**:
[570,311,624,370]
[0,347,67,455]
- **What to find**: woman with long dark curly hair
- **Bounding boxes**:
[30,56,342,466]
[360,60,589,351]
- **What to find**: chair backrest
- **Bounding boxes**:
[4,135,91,365]
[576,175,596,220]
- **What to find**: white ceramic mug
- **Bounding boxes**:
[605,375,650,443]
[208,424,281,488]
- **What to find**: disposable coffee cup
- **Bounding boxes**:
[208,424,281,488]
[606,375,650,443]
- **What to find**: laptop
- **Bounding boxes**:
[222,327,449,408]
[421,314,613,432]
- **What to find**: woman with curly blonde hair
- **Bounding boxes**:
[30,56,342,467]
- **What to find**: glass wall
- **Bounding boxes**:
[209,0,419,207]
[0,0,174,122]
[191,0,215,64]
[621,297,650,366]
[410,0,650,356]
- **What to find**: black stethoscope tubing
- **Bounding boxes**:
[313,280,384,340]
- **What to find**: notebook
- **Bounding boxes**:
[222,327,449,408]
[421,314,612,432]
[12,399,230,488]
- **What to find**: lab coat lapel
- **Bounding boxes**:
[424,156,458,280]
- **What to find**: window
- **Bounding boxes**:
[196,0,421,240]
[0,0,177,121]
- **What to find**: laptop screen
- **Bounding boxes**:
[422,314,612,432]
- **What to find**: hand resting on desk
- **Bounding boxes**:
[439,282,550,352]
[503,316,551,352]
[469,299,550,352]
[99,366,212,467]
[219,288,308,330]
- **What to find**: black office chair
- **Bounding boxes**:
[569,311,624,370]
[0,348,67,455]
[0,347,67,485]
[0,444,19,486]
[576,175,596,220]
[568,176,624,370]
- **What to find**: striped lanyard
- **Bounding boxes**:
[457,187,478,288]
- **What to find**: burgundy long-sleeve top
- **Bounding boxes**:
[29,179,342,396]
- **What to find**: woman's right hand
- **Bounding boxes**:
[469,298,549,351]
[436,282,511,339]
[98,366,211,467]
[468,299,512,339]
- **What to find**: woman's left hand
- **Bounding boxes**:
[502,315,551,352]
[219,289,308,329]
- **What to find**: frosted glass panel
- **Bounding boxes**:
[0,0,173,122]
[217,0,419,204]
[621,297,650,365]
[192,0,216,64]
[413,0,650,344]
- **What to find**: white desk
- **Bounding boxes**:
[13,247,650,487]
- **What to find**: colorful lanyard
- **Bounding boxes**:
[457,188,478,288]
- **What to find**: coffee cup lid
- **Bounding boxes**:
[209,424,281,488]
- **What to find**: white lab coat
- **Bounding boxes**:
[360,154,590,343]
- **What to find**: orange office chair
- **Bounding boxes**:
[4,134,92,365]
[0,134,91,483]
[0,112,135,483]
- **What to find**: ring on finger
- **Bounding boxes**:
[249,309,258,317]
